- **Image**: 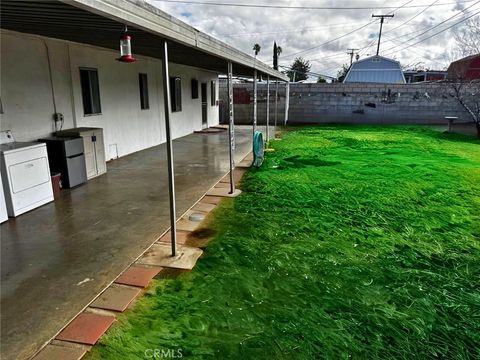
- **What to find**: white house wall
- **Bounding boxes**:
[169,63,219,139]
[0,32,75,139]
[0,30,220,159]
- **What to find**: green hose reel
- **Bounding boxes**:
[253,131,264,167]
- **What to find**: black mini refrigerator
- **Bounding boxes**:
[39,137,87,188]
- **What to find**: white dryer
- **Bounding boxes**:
[0,130,54,217]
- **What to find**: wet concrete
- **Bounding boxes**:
[0,127,254,360]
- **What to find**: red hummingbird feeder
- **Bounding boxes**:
[117,25,137,63]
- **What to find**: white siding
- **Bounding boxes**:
[0,30,220,159]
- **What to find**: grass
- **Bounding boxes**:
[87,125,480,359]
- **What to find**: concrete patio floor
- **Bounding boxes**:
[0,126,260,360]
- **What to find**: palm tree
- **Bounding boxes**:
[273,42,283,70]
[253,43,261,58]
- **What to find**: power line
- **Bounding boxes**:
[382,34,447,68]
[384,9,480,56]
[300,1,479,63]
[308,9,469,76]
[384,0,440,34]
[281,22,375,59]
[216,22,368,37]
[278,65,335,80]
[152,0,477,10]
[381,1,480,54]
[281,0,414,59]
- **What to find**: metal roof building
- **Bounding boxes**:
[447,54,480,80]
[344,55,406,84]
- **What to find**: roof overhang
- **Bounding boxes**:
[0,0,288,81]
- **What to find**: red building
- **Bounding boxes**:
[403,70,447,83]
[447,54,480,80]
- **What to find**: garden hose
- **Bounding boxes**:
[253,131,264,167]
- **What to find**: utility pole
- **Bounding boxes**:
[347,48,360,66]
[372,14,394,56]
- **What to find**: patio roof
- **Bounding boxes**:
[0,0,288,81]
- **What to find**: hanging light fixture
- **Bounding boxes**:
[117,25,136,63]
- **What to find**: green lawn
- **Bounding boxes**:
[88,126,480,359]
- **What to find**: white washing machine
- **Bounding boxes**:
[0,130,54,217]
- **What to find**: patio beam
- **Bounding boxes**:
[160,40,177,257]
[58,0,288,81]
[227,61,236,194]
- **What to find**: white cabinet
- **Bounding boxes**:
[56,127,107,180]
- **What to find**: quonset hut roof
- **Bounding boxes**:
[344,55,406,84]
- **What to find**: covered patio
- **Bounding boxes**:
[1,1,288,358]
[1,126,261,360]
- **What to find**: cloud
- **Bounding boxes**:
[146,0,480,77]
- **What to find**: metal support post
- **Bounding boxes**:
[227,61,236,194]
[253,69,257,143]
[274,80,278,128]
[266,75,270,143]
[160,40,177,257]
[284,81,290,126]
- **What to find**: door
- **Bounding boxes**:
[93,130,106,175]
[66,154,87,188]
[82,132,97,179]
[201,83,208,129]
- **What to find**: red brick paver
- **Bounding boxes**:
[115,266,161,288]
[56,313,115,345]
[90,284,141,312]
[32,344,86,360]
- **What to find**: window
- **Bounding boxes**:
[139,73,150,110]
[210,81,216,106]
[191,79,199,99]
[79,68,101,115]
[170,76,182,112]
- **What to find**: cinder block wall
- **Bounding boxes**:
[220,82,470,125]
[219,82,287,125]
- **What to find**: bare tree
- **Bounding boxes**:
[453,17,480,57]
[447,79,480,137]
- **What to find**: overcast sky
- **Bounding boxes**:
[146,0,480,79]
